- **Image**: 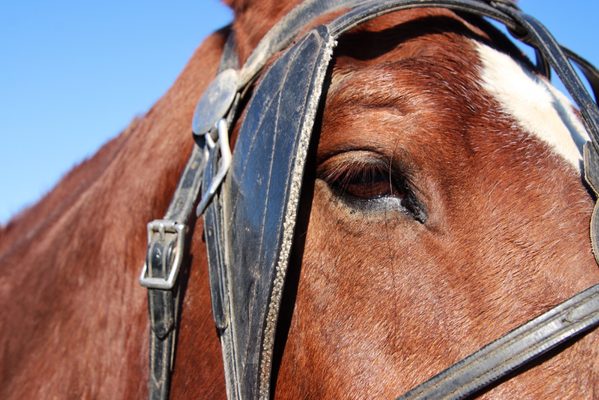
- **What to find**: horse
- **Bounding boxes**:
[1,0,598,399]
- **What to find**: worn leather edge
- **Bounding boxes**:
[256,29,337,400]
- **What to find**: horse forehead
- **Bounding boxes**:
[320,42,479,155]
[321,31,589,175]
[475,41,590,171]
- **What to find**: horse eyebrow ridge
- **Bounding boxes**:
[327,62,426,115]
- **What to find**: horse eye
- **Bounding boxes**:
[337,168,401,200]
[319,153,427,223]
[320,157,404,202]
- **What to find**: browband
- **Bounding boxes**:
[140,1,599,399]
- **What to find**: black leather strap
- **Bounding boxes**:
[213,26,335,400]
[203,118,236,396]
[238,0,365,87]
[396,283,599,400]
[563,47,599,104]
[143,28,238,400]
[147,240,177,400]
[145,143,208,399]
[199,3,375,399]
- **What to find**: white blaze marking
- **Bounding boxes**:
[475,42,589,171]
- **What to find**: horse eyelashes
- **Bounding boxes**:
[319,152,427,223]
[327,163,399,200]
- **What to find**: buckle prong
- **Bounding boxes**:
[196,119,232,216]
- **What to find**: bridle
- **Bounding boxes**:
[138,1,599,399]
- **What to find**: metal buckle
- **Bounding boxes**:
[196,118,232,216]
[139,219,186,290]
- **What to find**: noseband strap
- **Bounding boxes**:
[140,1,599,399]
[397,283,599,400]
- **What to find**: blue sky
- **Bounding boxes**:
[1,1,598,223]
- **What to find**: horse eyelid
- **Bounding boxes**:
[317,153,427,223]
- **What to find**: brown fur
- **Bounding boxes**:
[0,26,227,399]
[1,1,597,399]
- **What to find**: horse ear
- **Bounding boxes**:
[221,0,292,18]
[219,0,301,62]
[221,0,253,13]
[221,0,237,10]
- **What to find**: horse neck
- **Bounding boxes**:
[0,2,321,397]
[0,28,228,400]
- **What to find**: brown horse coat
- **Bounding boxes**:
[1,1,598,399]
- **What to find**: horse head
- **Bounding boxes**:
[1,1,598,399]
[273,7,599,399]
[203,2,599,398]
